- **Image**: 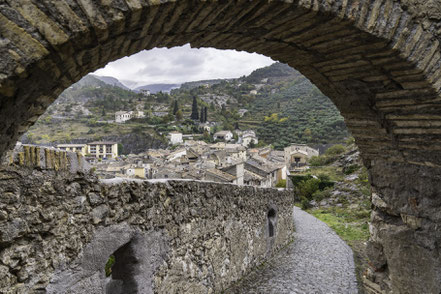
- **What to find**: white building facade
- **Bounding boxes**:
[168,132,183,145]
[213,131,233,142]
[115,111,145,123]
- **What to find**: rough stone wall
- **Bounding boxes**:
[364,160,441,294]
[1,1,441,293]
[0,165,294,294]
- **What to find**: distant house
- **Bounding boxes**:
[198,122,212,133]
[204,168,237,184]
[166,148,186,162]
[244,155,285,188]
[168,132,183,145]
[87,141,118,159]
[249,90,258,95]
[134,110,145,118]
[238,109,248,117]
[57,142,119,159]
[123,165,146,178]
[221,162,244,185]
[140,89,150,96]
[241,130,258,147]
[115,111,132,123]
[213,130,233,142]
[115,110,145,123]
[284,144,319,170]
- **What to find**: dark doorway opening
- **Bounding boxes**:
[105,241,138,294]
[268,208,277,238]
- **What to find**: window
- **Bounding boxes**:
[267,208,276,238]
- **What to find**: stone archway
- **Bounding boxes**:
[1,1,441,292]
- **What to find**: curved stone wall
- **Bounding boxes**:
[1,1,441,292]
[0,165,293,293]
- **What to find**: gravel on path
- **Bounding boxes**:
[228,206,358,294]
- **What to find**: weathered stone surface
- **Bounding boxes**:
[0,165,293,293]
[367,159,441,293]
[0,1,441,292]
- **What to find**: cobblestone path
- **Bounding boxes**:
[229,206,358,294]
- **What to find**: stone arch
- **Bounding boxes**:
[46,223,169,294]
[1,1,441,292]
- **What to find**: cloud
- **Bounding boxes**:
[93,44,274,88]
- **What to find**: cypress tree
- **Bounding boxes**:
[172,100,179,115]
[204,107,208,122]
[200,107,204,123]
[191,96,199,120]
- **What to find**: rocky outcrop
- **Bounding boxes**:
[365,160,441,294]
[0,165,293,293]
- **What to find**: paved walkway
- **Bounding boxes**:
[229,206,358,294]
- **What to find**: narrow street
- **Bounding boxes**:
[229,207,358,294]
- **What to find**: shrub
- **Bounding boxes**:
[290,174,313,187]
[275,179,286,188]
[309,155,328,166]
[105,255,115,277]
[312,188,332,202]
[345,136,355,145]
[300,197,311,210]
[358,167,369,183]
[343,164,359,175]
[325,144,346,156]
[317,174,334,190]
[132,126,144,134]
[297,178,320,200]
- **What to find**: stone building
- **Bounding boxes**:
[168,131,183,145]
[214,130,233,141]
[57,142,119,159]
[115,110,145,123]
[87,141,118,159]
[241,130,258,147]
[284,144,319,170]
[56,143,87,155]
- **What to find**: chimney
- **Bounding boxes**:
[236,162,244,185]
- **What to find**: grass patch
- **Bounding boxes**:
[308,165,345,182]
[307,208,370,246]
[105,255,115,277]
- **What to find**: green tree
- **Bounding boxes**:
[191,96,199,120]
[200,107,204,123]
[175,109,183,121]
[173,100,179,115]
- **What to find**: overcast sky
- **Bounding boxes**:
[94,44,274,88]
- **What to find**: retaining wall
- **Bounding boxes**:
[0,164,294,293]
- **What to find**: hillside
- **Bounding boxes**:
[93,75,130,90]
[245,64,348,148]
[168,62,349,148]
[22,62,349,152]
